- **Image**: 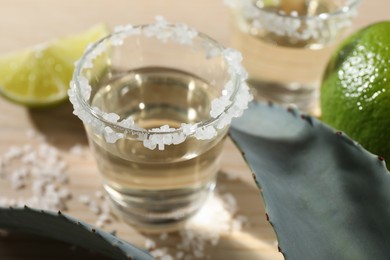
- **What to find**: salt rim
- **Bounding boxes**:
[69,16,253,150]
[225,0,361,42]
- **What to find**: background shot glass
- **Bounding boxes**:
[228,0,361,111]
[69,20,251,230]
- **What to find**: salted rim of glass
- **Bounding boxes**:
[227,0,362,20]
[69,17,252,148]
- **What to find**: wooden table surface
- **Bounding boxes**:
[0,1,388,259]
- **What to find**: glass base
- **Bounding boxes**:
[248,79,319,112]
[104,181,215,232]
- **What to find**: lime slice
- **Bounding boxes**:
[0,24,109,107]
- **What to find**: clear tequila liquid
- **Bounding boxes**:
[87,67,228,228]
[230,0,355,110]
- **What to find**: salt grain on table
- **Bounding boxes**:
[146,192,248,259]
[0,129,249,260]
[0,131,71,211]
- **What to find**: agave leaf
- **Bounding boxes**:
[0,206,154,260]
[229,101,390,260]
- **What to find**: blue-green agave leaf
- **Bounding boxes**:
[229,101,390,260]
[0,207,154,260]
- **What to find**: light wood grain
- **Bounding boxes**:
[0,0,388,259]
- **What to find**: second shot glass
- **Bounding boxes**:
[227,0,362,111]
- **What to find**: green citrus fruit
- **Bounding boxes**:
[321,21,390,168]
[0,24,109,107]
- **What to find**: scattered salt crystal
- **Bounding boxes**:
[145,238,156,250]
[79,195,91,205]
[143,190,247,259]
[21,151,37,164]
[118,117,135,128]
[78,192,114,228]
[103,126,124,144]
[69,144,84,156]
[32,179,46,194]
[2,146,23,162]
[78,76,93,100]
[143,139,157,151]
[162,134,173,146]
[171,133,186,145]
[205,47,221,59]
[232,218,243,232]
[181,123,195,135]
[37,143,58,159]
[221,193,237,214]
[114,24,134,33]
[100,199,111,214]
[195,126,217,140]
[95,190,104,199]
[103,113,120,123]
[10,175,25,190]
[160,255,173,260]
[58,188,71,199]
[55,172,69,185]
[232,215,249,232]
[151,248,169,258]
[96,213,111,228]
[172,23,198,45]
[210,95,232,118]
[88,200,101,215]
[56,160,68,173]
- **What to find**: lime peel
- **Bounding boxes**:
[0,24,109,107]
[321,21,390,169]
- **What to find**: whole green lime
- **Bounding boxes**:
[321,21,390,168]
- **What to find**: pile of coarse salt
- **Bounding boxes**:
[0,130,71,211]
[0,130,115,229]
[145,191,248,260]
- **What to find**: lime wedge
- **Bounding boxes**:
[0,24,109,107]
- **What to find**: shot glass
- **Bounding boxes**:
[69,18,252,230]
[227,0,361,111]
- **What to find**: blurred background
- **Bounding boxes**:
[0,0,387,55]
[0,1,389,260]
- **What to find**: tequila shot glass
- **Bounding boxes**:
[69,18,252,230]
[227,0,361,111]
